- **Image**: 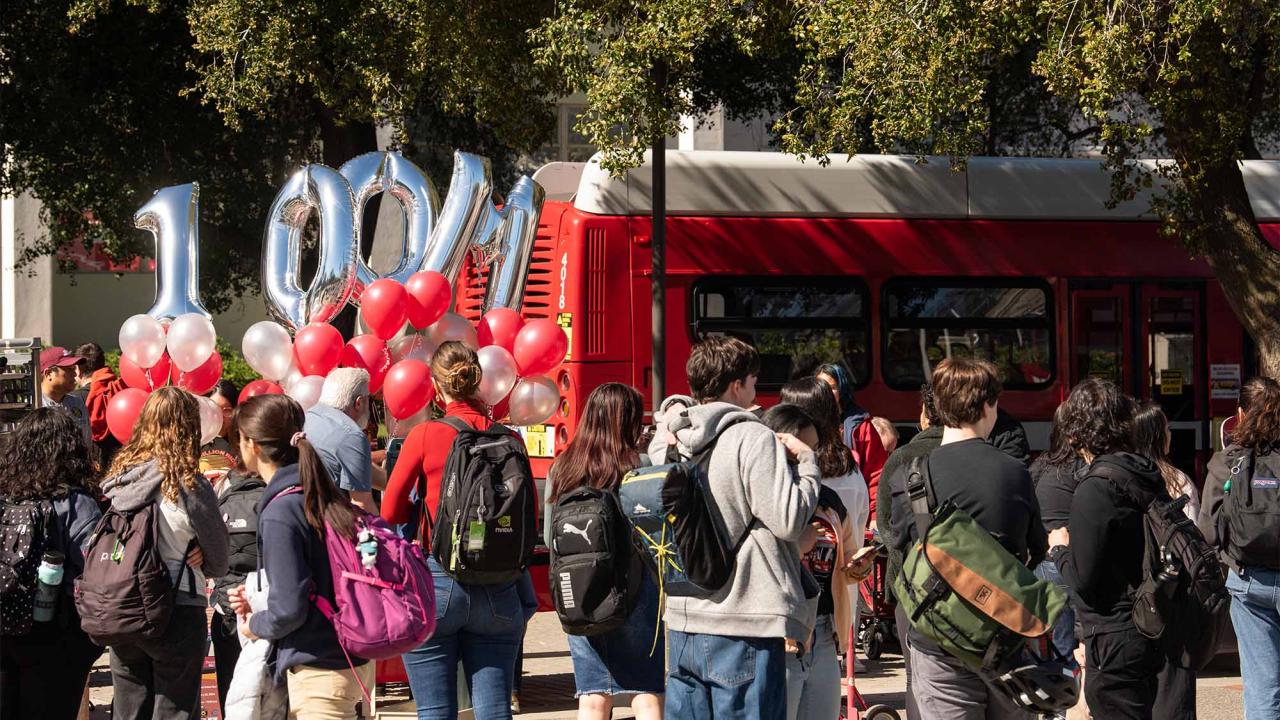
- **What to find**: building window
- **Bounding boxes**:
[882,279,1054,390]
[692,277,870,389]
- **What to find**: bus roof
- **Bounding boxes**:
[558,151,1280,221]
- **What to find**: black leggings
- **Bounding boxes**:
[211,611,242,713]
[0,614,103,720]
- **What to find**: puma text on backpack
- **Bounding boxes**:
[75,502,192,646]
[1217,449,1280,571]
[550,486,643,635]
[1133,493,1229,670]
[429,418,536,585]
[0,499,59,635]
[893,457,1066,673]
[619,418,755,597]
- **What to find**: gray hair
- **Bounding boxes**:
[319,368,371,412]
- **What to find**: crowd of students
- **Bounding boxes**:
[0,335,1278,720]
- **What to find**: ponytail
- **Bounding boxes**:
[295,436,359,541]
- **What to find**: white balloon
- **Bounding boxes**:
[477,346,518,406]
[390,334,438,365]
[197,395,223,446]
[287,375,326,411]
[242,321,294,382]
[280,362,304,392]
[387,404,432,438]
[507,375,559,426]
[119,314,168,369]
[427,312,478,350]
[167,313,218,372]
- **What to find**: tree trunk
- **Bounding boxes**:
[1176,159,1280,378]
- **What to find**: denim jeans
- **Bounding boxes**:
[665,630,786,720]
[402,558,524,720]
[1034,559,1078,667]
[1227,567,1280,720]
[785,614,841,720]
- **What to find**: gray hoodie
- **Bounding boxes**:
[102,460,230,607]
[648,398,821,640]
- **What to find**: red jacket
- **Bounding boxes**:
[845,417,889,519]
[382,400,492,541]
[85,367,127,443]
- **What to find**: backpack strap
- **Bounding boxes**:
[434,416,472,434]
[906,456,937,541]
[1234,448,1257,507]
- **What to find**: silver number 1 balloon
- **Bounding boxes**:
[481,176,546,311]
[134,183,211,321]
[421,151,493,283]
[261,164,359,332]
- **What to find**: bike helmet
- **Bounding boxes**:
[985,651,1081,713]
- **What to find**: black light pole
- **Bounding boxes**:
[651,62,668,412]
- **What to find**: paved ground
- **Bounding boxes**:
[85,612,1248,719]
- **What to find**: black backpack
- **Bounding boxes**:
[0,498,60,635]
[428,417,536,585]
[550,486,643,635]
[1132,494,1229,670]
[1217,449,1280,570]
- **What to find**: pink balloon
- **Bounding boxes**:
[107,388,150,444]
[390,334,438,365]
[507,376,559,426]
[405,271,452,330]
[383,360,435,420]
[476,308,525,353]
[341,334,392,394]
[120,353,171,391]
[361,279,409,340]
[512,319,569,377]
[238,379,284,404]
[293,323,344,377]
[171,350,222,395]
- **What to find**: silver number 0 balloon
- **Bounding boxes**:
[340,151,440,301]
[134,183,211,321]
[261,164,359,332]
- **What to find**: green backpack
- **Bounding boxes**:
[893,457,1066,671]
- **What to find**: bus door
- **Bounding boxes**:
[1070,281,1206,475]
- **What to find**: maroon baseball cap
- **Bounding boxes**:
[39,346,83,374]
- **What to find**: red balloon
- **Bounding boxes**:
[341,334,392,394]
[107,388,150,444]
[383,360,435,420]
[171,350,222,395]
[490,395,510,423]
[404,271,452,330]
[238,379,284,404]
[512,319,569,377]
[361,279,409,340]
[476,308,526,353]
[293,323,344,377]
[120,353,171,391]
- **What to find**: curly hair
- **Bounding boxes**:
[1234,377,1280,453]
[1058,378,1136,457]
[107,386,202,503]
[0,408,97,500]
[431,341,483,402]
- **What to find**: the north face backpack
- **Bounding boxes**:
[75,501,192,646]
[550,486,643,635]
[1217,448,1280,570]
[1133,493,1229,669]
[0,498,60,635]
[893,457,1066,672]
[428,417,536,585]
[619,417,755,597]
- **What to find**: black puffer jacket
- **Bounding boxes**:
[1057,452,1166,634]
[211,472,265,621]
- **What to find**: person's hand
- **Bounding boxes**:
[239,613,259,640]
[228,584,250,617]
[845,551,876,582]
[1049,527,1069,548]
[799,523,819,553]
[868,518,878,532]
[776,433,812,460]
[185,546,204,569]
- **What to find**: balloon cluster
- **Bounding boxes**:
[239,270,568,437]
[111,312,225,444]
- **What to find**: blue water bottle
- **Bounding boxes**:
[33,550,65,622]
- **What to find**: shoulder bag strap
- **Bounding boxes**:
[907,456,937,541]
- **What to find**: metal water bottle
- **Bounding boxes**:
[33,550,65,622]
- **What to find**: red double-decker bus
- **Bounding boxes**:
[456,151,1280,487]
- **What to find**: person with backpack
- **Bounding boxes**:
[225,393,375,718]
[94,386,229,720]
[1052,379,1166,719]
[888,358,1047,720]
[0,409,103,720]
[1199,377,1280,720]
[648,337,820,720]
[1134,402,1200,522]
[383,341,533,720]
[546,382,664,720]
[817,362,888,527]
[209,466,264,713]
